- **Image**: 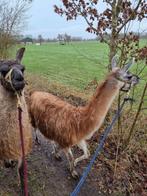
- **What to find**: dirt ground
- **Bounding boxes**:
[0,121,147,196]
[0,130,146,196]
[0,131,113,196]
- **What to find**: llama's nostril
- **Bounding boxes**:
[128,76,132,80]
[17,75,24,81]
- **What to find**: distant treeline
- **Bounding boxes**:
[18,32,147,45]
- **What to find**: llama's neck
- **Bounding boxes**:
[79,76,122,140]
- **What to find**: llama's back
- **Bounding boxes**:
[29,91,82,148]
[0,86,32,160]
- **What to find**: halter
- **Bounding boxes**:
[115,76,131,92]
[4,68,16,91]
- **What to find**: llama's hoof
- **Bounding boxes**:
[20,189,30,196]
[71,170,79,179]
[55,153,62,161]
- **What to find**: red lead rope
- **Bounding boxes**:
[18,107,28,196]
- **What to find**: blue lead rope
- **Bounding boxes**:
[70,98,132,196]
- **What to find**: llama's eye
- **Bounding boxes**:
[21,67,25,73]
[126,71,130,74]
[0,65,9,76]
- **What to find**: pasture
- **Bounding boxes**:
[23,41,108,91]
[21,40,147,104]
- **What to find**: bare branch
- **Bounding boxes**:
[72,1,109,44]
[116,0,142,34]
[0,0,31,58]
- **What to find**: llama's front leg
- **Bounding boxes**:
[64,148,79,179]
[18,158,28,196]
[18,158,24,195]
[74,140,90,167]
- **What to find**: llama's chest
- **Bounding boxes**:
[0,97,30,127]
[0,95,32,159]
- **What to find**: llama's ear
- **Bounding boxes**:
[123,58,135,72]
[16,47,25,63]
[111,56,118,70]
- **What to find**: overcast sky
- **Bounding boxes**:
[24,0,147,39]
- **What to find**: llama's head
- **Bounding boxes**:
[111,57,139,91]
[0,48,26,93]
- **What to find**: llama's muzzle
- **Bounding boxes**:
[121,74,140,92]
[11,68,25,91]
[130,74,140,86]
[4,68,25,92]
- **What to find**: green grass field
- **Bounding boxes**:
[15,40,146,104]
[22,41,109,91]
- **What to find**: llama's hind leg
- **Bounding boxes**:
[74,140,90,167]
[51,141,62,160]
[35,128,41,145]
[64,148,79,179]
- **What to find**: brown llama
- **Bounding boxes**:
[0,48,32,194]
[29,57,139,178]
